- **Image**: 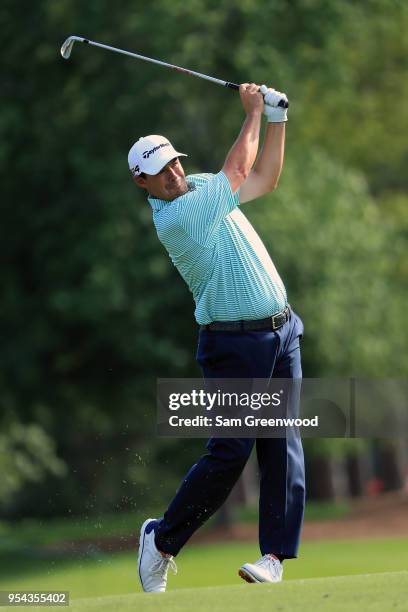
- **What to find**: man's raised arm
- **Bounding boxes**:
[239,86,288,204]
[222,83,264,193]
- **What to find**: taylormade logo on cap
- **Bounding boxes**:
[128,135,187,177]
[142,142,170,159]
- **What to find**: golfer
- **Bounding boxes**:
[129,83,305,592]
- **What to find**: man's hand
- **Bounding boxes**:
[239,83,264,116]
[260,85,288,123]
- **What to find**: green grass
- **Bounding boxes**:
[0,501,349,549]
[0,538,407,599]
[0,511,150,548]
[8,572,408,612]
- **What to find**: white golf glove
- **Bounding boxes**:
[260,84,288,123]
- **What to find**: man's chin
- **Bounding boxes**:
[170,182,189,199]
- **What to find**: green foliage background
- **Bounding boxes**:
[1,0,407,517]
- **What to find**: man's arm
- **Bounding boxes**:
[222,83,264,193]
[239,121,286,204]
[239,85,288,204]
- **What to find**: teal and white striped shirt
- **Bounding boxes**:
[148,171,287,325]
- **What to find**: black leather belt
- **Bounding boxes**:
[200,306,290,332]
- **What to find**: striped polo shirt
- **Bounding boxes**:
[148,171,287,325]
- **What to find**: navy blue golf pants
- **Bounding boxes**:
[155,309,305,558]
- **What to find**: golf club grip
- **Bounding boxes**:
[226,81,289,108]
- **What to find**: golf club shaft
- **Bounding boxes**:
[63,37,239,89]
[61,36,288,108]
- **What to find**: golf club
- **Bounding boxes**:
[60,36,289,108]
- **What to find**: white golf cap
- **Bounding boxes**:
[128,135,187,176]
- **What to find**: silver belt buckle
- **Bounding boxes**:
[271,307,288,330]
[271,312,280,330]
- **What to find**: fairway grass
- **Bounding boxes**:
[1,538,408,599]
[10,571,408,612]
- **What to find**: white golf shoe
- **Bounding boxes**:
[137,518,177,592]
[239,554,283,584]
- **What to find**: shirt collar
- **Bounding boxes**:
[147,195,169,212]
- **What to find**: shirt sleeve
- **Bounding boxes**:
[176,171,240,246]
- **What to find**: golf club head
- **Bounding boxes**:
[60,36,86,59]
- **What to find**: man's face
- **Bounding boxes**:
[134,157,189,201]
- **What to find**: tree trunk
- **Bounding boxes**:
[377,441,404,492]
[307,456,335,500]
[346,454,364,497]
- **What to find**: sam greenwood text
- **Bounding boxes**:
[169,415,319,427]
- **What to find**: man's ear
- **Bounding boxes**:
[133,175,147,189]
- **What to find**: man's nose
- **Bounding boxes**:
[167,165,178,178]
